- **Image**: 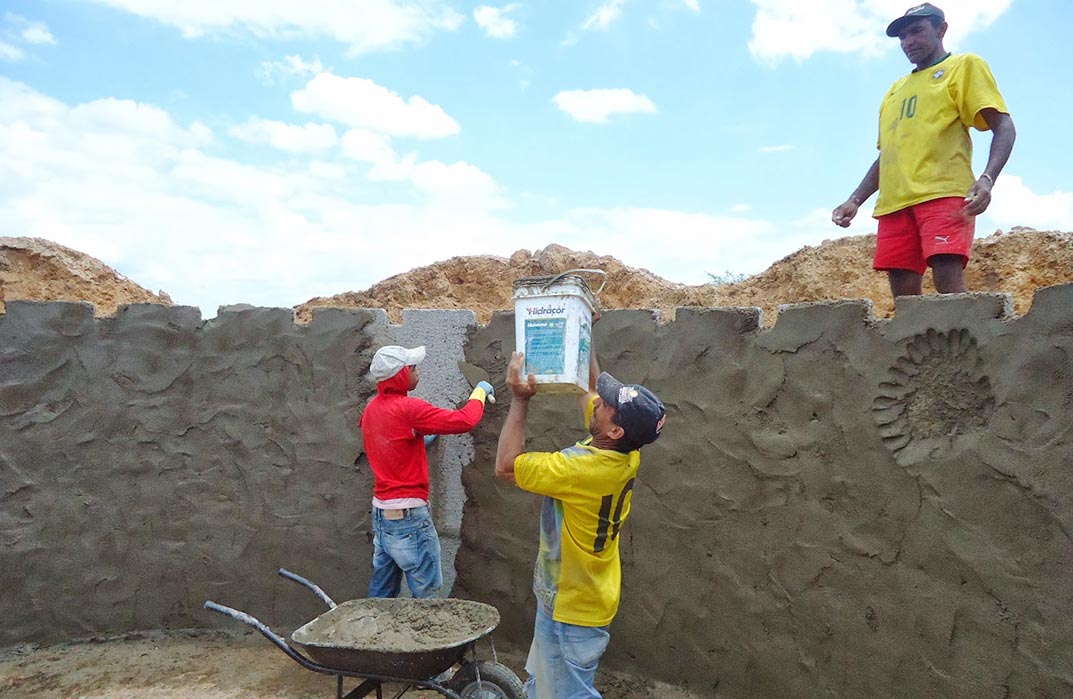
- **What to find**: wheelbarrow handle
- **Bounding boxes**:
[278,567,338,609]
[203,601,342,676]
[204,600,291,648]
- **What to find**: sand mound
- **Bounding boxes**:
[295,243,690,324]
[297,228,1073,325]
[0,237,171,316]
[3,229,1070,325]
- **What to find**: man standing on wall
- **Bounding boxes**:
[360,345,494,598]
[831,3,1015,299]
[495,348,665,699]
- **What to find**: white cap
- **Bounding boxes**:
[369,345,426,381]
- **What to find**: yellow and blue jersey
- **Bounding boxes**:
[513,396,641,627]
[875,53,1008,217]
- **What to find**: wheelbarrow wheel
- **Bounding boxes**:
[448,660,525,699]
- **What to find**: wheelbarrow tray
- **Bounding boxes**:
[290,597,499,680]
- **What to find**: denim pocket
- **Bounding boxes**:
[561,624,610,670]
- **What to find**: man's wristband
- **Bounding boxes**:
[979,173,994,186]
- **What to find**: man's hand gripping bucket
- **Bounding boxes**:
[512,269,606,394]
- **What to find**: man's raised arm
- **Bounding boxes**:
[495,351,537,484]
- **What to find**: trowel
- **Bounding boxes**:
[457,360,497,404]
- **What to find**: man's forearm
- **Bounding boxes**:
[982,113,1016,181]
[495,398,529,483]
[849,158,880,205]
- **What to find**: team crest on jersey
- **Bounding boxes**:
[932,69,945,79]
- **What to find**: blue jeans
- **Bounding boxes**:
[524,605,610,699]
[368,507,442,598]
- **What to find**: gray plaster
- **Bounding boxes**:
[456,285,1073,698]
[393,308,480,596]
[3,286,1073,698]
[0,301,476,642]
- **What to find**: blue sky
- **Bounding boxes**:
[1,0,1070,316]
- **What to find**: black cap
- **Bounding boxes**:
[596,372,666,449]
[886,3,945,37]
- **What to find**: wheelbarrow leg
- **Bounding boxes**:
[339,676,382,699]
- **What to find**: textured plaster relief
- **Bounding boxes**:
[455,293,1073,697]
[874,329,995,464]
[3,288,1073,698]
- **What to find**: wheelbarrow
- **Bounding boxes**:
[205,568,525,699]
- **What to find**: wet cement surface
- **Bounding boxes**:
[294,598,499,652]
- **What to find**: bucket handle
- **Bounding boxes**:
[541,269,607,296]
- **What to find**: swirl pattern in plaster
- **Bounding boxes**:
[873,329,995,463]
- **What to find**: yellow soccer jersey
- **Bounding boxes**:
[513,395,640,627]
[874,53,1008,217]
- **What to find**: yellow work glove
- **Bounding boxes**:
[468,380,496,404]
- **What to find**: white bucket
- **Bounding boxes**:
[513,270,605,394]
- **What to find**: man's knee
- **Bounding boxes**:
[887,268,923,297]
[929,254,968,293]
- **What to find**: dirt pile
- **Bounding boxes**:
[295,243,692,324]
[0,237,171,316]
[297,228,1073,325]
[3,230,1070,324]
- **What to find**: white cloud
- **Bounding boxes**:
[525,207,774,284]
[5,12,56,45]
[554,88,657,123]
[308,160,348,180]
[0,41,23,61]
[85,0,464,54]
[983,175,1073,232]
[341,129,396,164]
[292,73,460,139]
[583,0,628,31]
[261,54,325,82]
[171,150,296,205]
[403,156,506,204]
[229,118,338,152]
[341,131,507,208]
[760,144,793,153]
[747,0,1013,63]
[474,5,519,39]
[684,0,700,11]
[0,77,515,315]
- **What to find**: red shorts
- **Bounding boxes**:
[874,197,975,275]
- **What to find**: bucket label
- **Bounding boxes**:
[577,320,591,383]
[525,318,566,375]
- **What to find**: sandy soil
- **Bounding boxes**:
[6,229,1071,326]
[0,631,704,699]
[295,229,1073,326]
[0,236,171,315]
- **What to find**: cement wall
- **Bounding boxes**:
[0,302,477,644]
[457,287,1073,698]
[2,286,1072,698]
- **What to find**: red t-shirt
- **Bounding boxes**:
[359,367,484,501]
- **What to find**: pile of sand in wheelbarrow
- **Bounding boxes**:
[297,598,499,652]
